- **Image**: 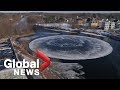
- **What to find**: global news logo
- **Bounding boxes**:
[3,50,51,76]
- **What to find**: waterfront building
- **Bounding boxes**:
[98,20,103,29]
[104,21,110,31]
[83,18,91,29]
[114,20,120,29]
[104,19,116,31]
[110,22,115,30]
[77,18,84,26]
[91,18,99,28]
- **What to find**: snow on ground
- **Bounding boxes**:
[16,17,28,31]
[53,63,83,71]
[52,62,85,79]
[0,69,27,79]
[35,23,72,30]
[81,32,106,37]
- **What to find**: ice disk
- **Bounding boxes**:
[29,35,113,60]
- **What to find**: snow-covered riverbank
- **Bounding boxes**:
[35,23,72,30]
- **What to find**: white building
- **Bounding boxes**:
[110,22,115,29]
[104,21,110,31]
[104,19,115,31]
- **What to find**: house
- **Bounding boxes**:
[104,21,110,31]
[77,18,84,26]
[98,20,103,29]
[110,22,115,30]
[104,19,115,31]
[91,18,99,28]
[83,18,91,28]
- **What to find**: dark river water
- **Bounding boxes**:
[33,28,120,79]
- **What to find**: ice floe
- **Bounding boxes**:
[29,35,113,60]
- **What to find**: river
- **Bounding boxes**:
[32,28,120,79]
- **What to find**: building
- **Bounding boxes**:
[104,19,115,31]
[104,21,110,31]
[77,18,84,26]
[83,18,91,28]
[116,20,120,28]
[91,18,99,28]
[101,19,106,29]
[98,20,103,29]
[110,22,115,30]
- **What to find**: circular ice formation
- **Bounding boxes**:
[29,35,113,60]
